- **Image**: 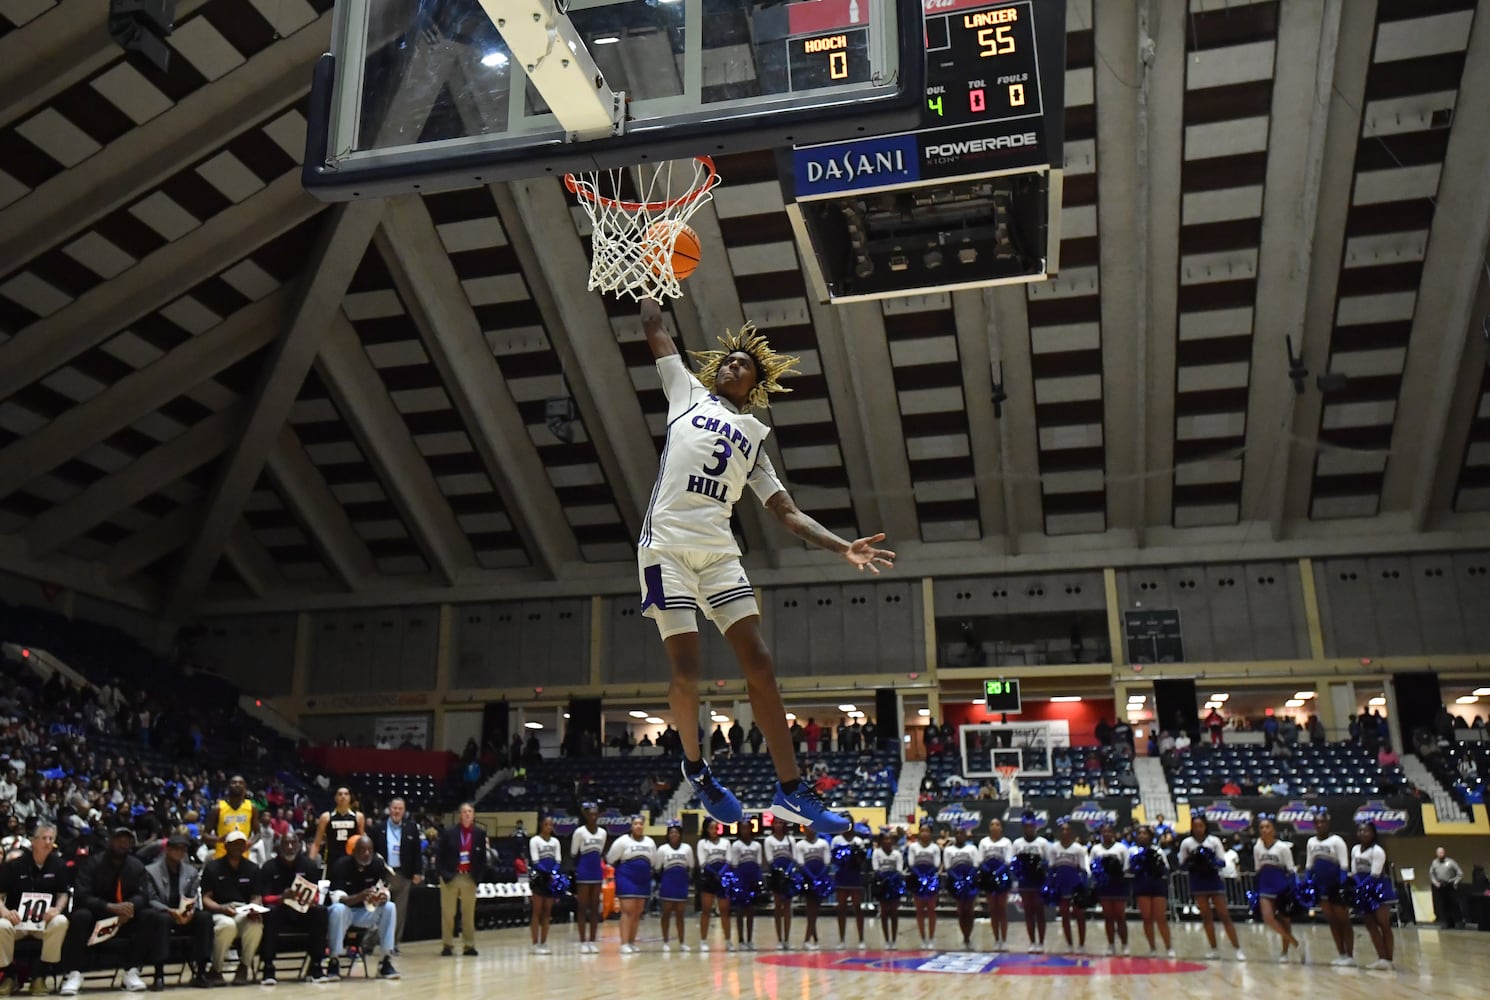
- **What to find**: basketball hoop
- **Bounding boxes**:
[564,156,721,302]
[996,766,1022,807]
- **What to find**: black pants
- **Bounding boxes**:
[64,910,169,973]
[1432,885,1462,928]
[157,911,213,973]
[261,907,329,967]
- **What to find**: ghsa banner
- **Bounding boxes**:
[549,809,647,836]
[1187,797,1420,837]
[922,798,1131,839]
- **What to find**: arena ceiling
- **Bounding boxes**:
[0,0,1488,621]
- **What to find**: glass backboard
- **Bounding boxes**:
[303,0,924,198]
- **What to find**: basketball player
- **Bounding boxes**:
[1304,810,1352,966]
[606,816,657,955]
[695,818,732,952]
[310,787,364,862]
[569,803,607,953]
[794,827,833,950]
[655,821,695,952]
[205,775,259,859]
[528,816,562,955]
[638,298,894,834]
[977,817,1013,951]
[1253,817,1302,963]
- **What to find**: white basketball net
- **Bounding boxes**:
[565,157,720,302]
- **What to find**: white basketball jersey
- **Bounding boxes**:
[640,355,785,553]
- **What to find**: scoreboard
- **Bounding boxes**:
[924,0,1044,128]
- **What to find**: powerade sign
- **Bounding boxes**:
[792,133,920,196]
[919,124,1046,181]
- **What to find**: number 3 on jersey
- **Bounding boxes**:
[702,437,733,476]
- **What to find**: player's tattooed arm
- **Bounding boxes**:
[640,298,679,359]
[765,491,896,574]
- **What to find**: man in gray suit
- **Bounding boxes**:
[144,835,212,990]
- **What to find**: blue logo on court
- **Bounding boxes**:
[761,950,1209,976]
[793,134,920,196]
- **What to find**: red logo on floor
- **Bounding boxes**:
[757,951,1209,975]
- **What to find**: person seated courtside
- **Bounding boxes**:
[258,833,330,985]
[0,822,71,996]
[200,832,263,985]
[326,837,398,980]
[143,834,212,991]
[62,828,168,995]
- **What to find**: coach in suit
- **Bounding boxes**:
[370,798,422,952]
[143,834,212,989]
[435,804,486,956]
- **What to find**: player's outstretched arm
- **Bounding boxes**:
[765,491,895,574]
[640,298,679,360]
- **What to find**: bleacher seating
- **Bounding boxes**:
[698,750,899,811]
[1166,741,1404,798]
[479,754,671,811]
[924,744,1132,799]
[1422,742,1488,806]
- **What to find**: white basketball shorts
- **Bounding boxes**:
[637,548,760,639]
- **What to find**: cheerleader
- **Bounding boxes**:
[906,820,943,950]
[830,824,869,949]
[569,802,608,953]
[1351,822,1395,971]
[728,821,765,951]
[1128,825,1173,957]
[943,824,981,950]
[1009,811,1052,953]
[1179,814,1244,961]
[1088,823,1130,956]
[871,829,906,949]
[795,828,833,950]
[1253,817,1302,962]
[528,816,563,954]
[764,817,798,950]
[977,817,1013,951]
[606,816,657,954]
[1048,820,1091,954]
[1305,811,1353,966]
[655,820,695,951]
[695,818,732,952]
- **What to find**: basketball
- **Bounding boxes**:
[646,223,702,280]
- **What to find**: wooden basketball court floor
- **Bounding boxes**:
[247,921,1480,999]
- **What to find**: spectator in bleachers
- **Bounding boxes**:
[258,832,329,985]
[1205,708,1225,745]
[804,719,821,754]
[790,720,805,753]
[748,723,764,755]
[371,798,422,953]
[326,837,399,980]
[143,833,212,990]
[1377,745,1400,769]
[62,827,165,995]
[0,820,70,996]
[710,727,728,757]
[1306,714,1325,743]
[849,719,864,752]
[836,719,849,753]
[862,720,878,751]
[728,721,745,757]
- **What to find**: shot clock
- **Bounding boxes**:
[982,678,1023,713]
[924,0,1044,128]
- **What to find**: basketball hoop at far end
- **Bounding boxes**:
[564,156,721,302]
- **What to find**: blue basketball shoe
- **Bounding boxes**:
[682,759,742,824]
[772,781,851,834]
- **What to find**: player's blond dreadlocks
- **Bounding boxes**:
[689,322,800,411]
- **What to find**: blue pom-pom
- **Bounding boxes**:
[1072,879,1099,908]
[977,860,1013,893]
[950,869,981,900]
[1092,855,1122,889]
[549,871,573,897]
[873,872,906,903]
[833,844,866,871]
[1013,852,1047,882]
[1276,879,1305,919]
[808,872,836,899]
[1038,876,1060,906]
[1186,846,1220,879]
[1246,890,1261,920]
[913,870,941,898]
[1294,876,1319,910]
[769,866,805,897]
[1130,847,1167,880]
[1349,875,1386,916]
